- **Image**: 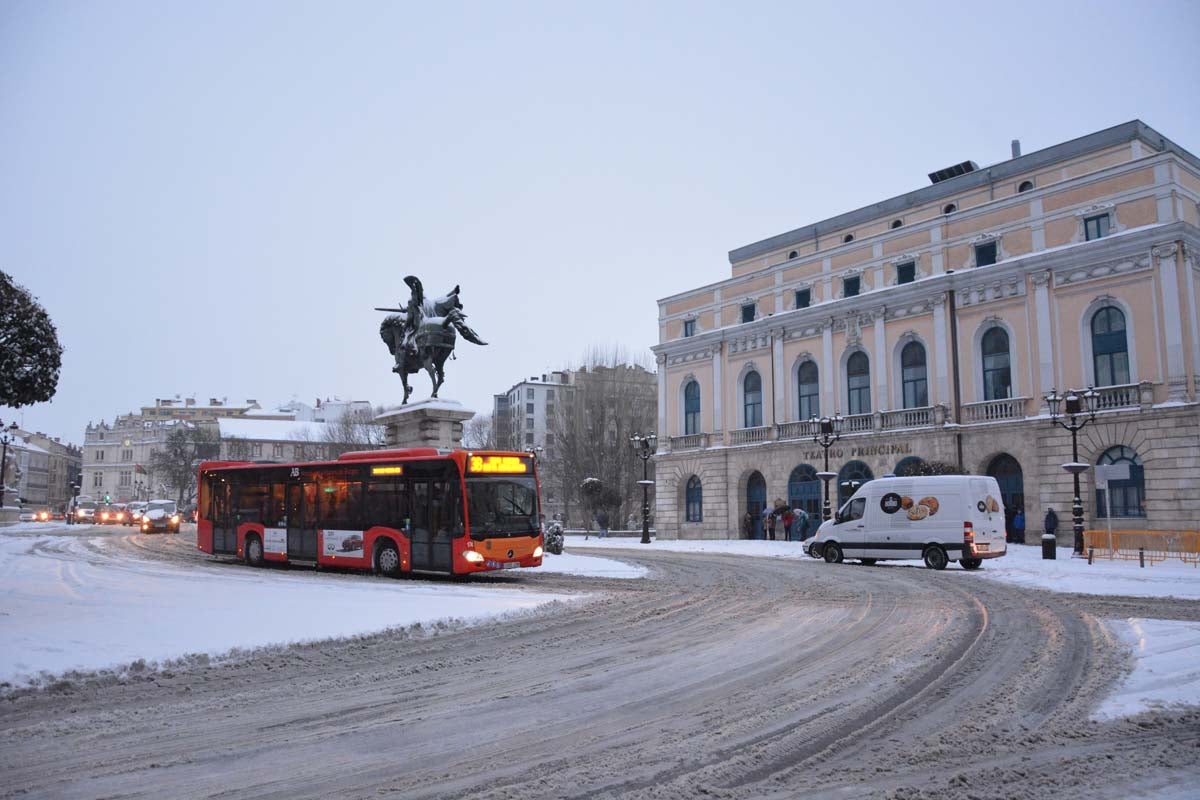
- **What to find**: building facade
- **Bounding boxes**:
[652,120,1200,541]
[16,431,82,511]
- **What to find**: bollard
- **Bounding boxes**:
[1139,547,1145,568]
[1088,546,1094,565]
[1042,533,1056,560]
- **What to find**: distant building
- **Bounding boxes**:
[217,417,384,462]
[493,371,574,454]
[16,431,81,511]
[3,437,49,507]
[83,394,376,502]
[652,120,1200,540]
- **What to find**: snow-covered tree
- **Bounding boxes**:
[0,271,63,408]
[461,413,496,449]
[149,424,220,505]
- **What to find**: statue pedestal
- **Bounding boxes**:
[376,399,475,450]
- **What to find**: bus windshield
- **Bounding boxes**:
[466,476,539,539]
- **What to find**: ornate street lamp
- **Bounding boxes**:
[808,413,844,522]
[629,432,657,544]
[0,420,18,512]
[1045,387,1099,554]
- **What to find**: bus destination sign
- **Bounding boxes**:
[468,455,529,474]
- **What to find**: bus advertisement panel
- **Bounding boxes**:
[196,448,543,577]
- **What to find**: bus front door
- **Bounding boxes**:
[409,479,454,572]
[210,480,237,555]
[286,483,317,560]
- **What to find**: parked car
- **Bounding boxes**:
[141,499,181,534]
[125,502,148,526]
[97,503,129,525]
[18,509,36,523]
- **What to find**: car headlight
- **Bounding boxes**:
[463,550,484,563]
[532,546,543,559]
[170,514,181,524]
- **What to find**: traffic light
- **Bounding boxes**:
[104,494,111,504]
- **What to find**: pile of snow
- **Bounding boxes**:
[1095,619,1200,720]
[533,550,646,579]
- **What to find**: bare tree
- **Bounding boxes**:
[323,408,386,456]
[546,346,657,528]
[149,423,220,506]
[461,413,496,449]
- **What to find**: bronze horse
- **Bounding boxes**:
[377,276,487,404]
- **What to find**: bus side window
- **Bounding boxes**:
[365,478,408,531]
[267,483,286,527]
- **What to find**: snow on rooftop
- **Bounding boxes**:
[217,418,332,442]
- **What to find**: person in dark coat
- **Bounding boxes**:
[1044,508,1058,542]
[1013,508,1026,544]
[596,509,610,539]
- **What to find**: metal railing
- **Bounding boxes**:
[881,406,933,430]
[962,397,1027,423]
[729,426,771,445]
[668,433,708,450]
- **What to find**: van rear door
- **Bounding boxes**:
[970,478,1006,555]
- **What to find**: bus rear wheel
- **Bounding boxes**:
[377,542,401,577]
[245,536,264,567]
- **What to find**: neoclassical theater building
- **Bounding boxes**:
[652,120,1200,541]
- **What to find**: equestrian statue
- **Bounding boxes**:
[376,276,488,404]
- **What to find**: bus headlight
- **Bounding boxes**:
[463,550,484,564]
[532,546,543,559]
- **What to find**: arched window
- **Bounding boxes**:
[838,460,874,505]
[901,341,928,408]
[982,327,1012,400]
[1091,307,1130,387]
[1018,180,1034,193]
[743,371,763,428]
[894,456,926,476]
[685,476,703,522]
[788,250,798,259]
[684,381,701,436]
[846,352,871,415]
[943,203,958,215]
[843,233,855,243]
[798,361,819,421]
[891,219,903,229]
[1096,446,1145,518]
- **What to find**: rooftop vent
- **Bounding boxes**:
[927,160,979,184]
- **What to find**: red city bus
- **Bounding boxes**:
[196,448,544,576]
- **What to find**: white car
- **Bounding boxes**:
[806,475,1008,570]
[18,509,36,523]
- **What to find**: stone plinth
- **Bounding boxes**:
[376,399,475,450]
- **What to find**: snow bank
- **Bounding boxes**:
[1094,619,1200,720]
[532,550,647,579]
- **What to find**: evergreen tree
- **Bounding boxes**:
[0,271,63,408]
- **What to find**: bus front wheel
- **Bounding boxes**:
[377,542,401,577]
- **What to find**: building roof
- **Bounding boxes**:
[217,418,332,443]
[727,120,1199,265]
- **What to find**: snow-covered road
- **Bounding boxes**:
[0,525,639,685]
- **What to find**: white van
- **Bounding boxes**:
[805,475,1007,570]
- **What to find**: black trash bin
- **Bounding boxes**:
[1041,533,1057,560]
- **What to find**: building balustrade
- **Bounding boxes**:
[1094,382,1150,411]
[842,413,874,434]
[880,406,934,430]
[669,433,709,450]
[962,397,1028,423]
[729,426,771,445]
[775,420,809,441]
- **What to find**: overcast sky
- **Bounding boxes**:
[3,0,1198,444]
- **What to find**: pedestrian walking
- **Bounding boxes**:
[760,504,771,540]
[1013,507,1026,544]
[743,510,753,539]
[767,510,777,541]
[596,509,610,539]
[782,509,794,540]
[795,507,810,540]
[1043,508,1057,542]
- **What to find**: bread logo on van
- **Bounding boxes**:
[904,496,940,520]
[986,495,1000,513]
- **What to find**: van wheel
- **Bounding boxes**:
[808,543,824,559]
[960,557,982,570]
[377,542,401,577]
[923,545,949,570]
[860,558,876,566]
[823,542,843,564]
[245,536,264,567]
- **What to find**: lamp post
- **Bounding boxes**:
[1045,387,1099,555]
[68,481,80,524]
[629,432,657,544]
[808,413,844,521]
[0,420,18,513]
